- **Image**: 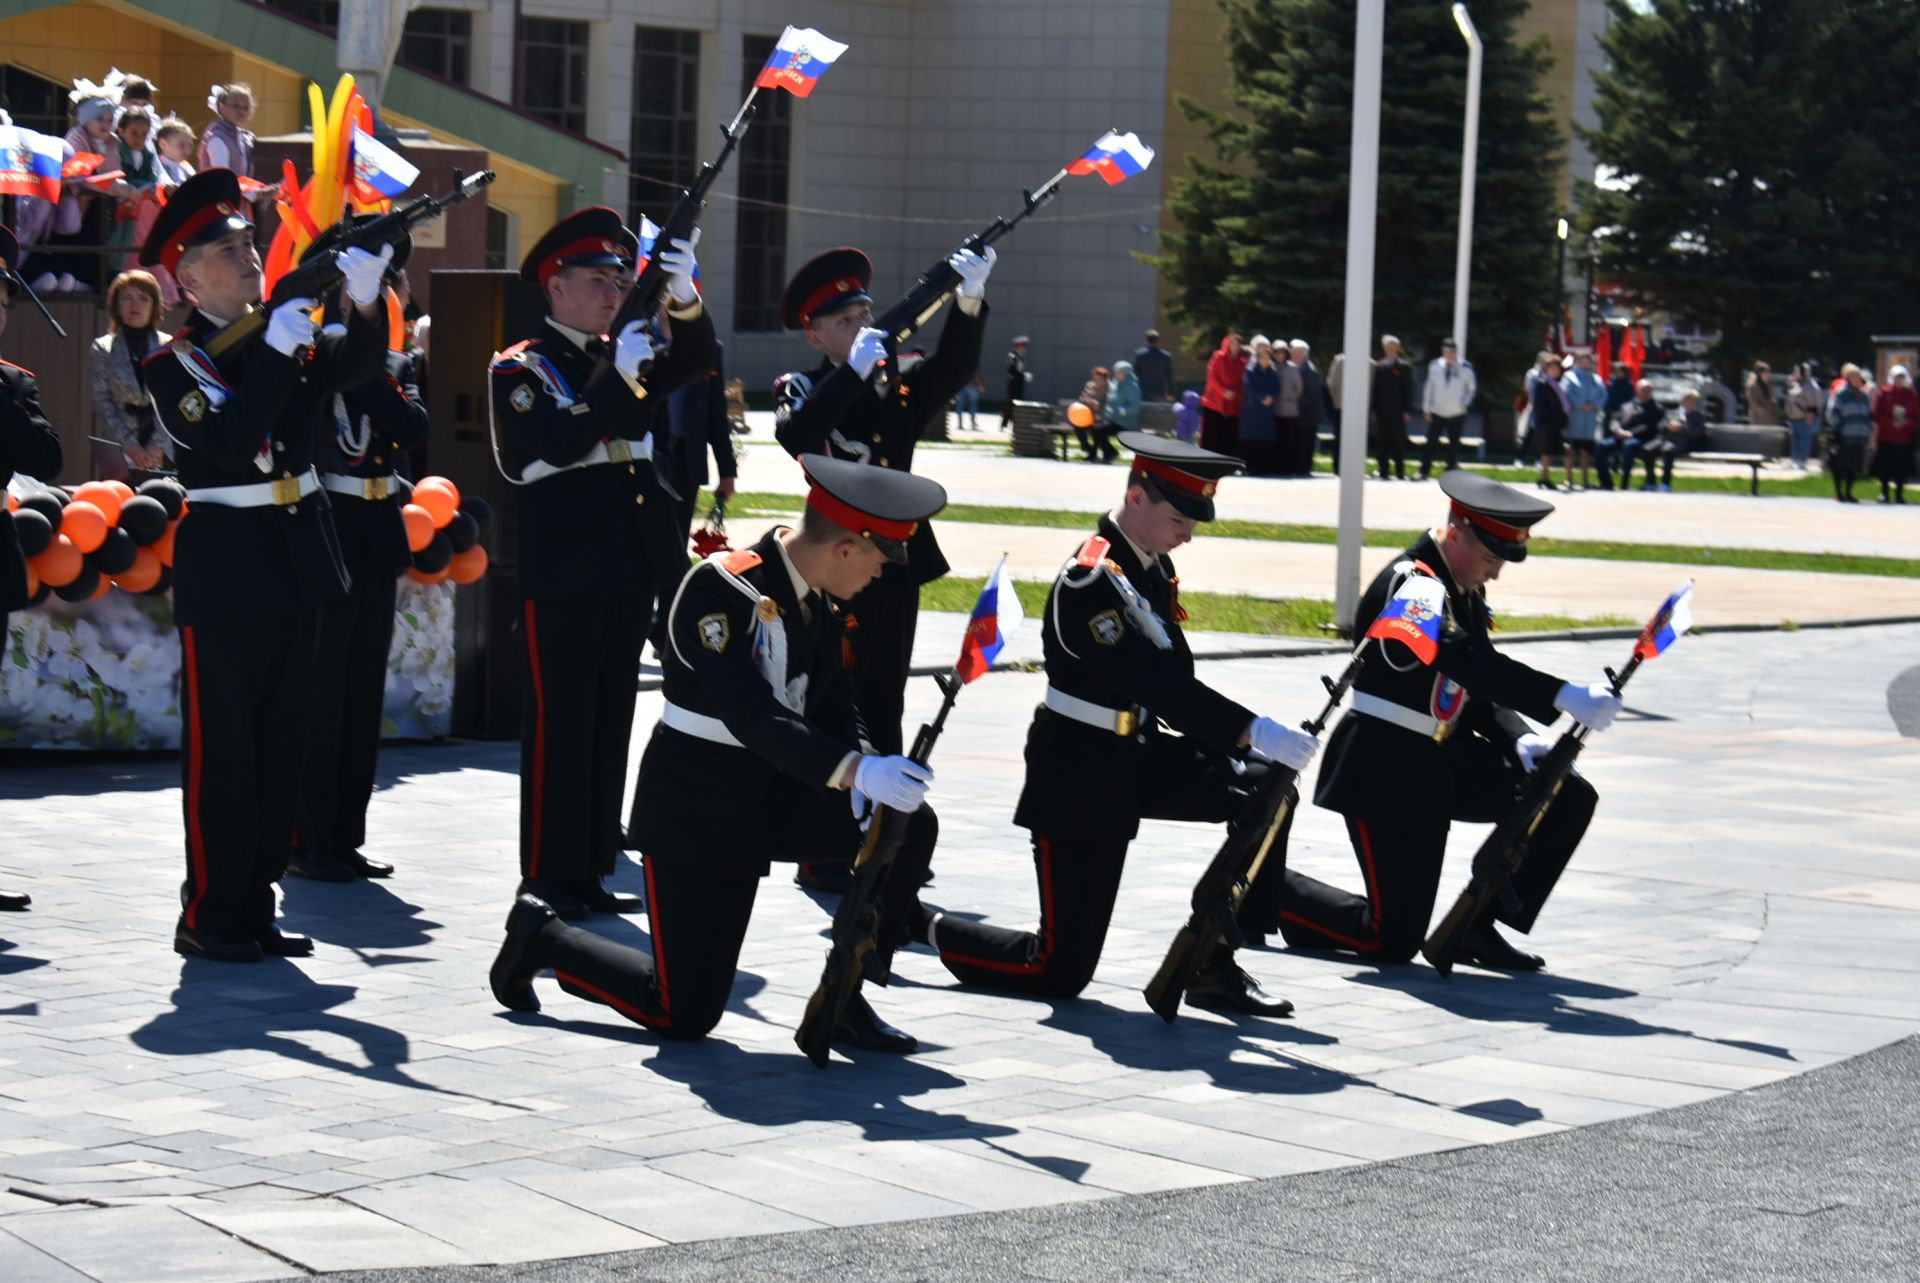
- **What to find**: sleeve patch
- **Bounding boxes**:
[509,383,535,412]
[1089,609,1125,646]
[697,613,732,652]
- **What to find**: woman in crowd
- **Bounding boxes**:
[1238,335,1280,475]
[89,269,172,478]
[1529,353,1568,491]
[1101,360,1141,462]
[1872,365,1917,505]
[1199,332,1243,454]
[1825,363,1875,503]
[1785,363,1824,470]
[1561,350,1605,490]
[1074,365,1113,462]
[1746,361,1782,431]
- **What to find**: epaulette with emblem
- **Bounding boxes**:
[723,549,763,574]
[490,339,535,372]
[1075,535,1111,568]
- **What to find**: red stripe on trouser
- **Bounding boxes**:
[644,856,671,1019]
[938,834,1057,975]
[181,626,209,930]
[1355,819,1385,942]
[553,969,671,1029]
[523,600,547,879]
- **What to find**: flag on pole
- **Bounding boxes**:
[1365,573,1447,665]
[1594,325,1612,384]
[1067,131,1156,186]
[753,26,850,98]
[348,125,419,204]
[0,123,66,201]
[1634,581,1694,660]
[956,555,1025,683]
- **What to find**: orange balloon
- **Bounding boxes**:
[417,475,461,509]
[61,502,110,553]
[86,575,112,601]
[447,544,489,585]
[401,504,435,552]
[152,520,178,567]
[106,480,136,503]
[406,565,450,586]
[112,547,163,594]
[413,484,457,530]
[30,534,83,587]
[72,481,123,526]
[1067,401,1095,428]
[24,564,40,597]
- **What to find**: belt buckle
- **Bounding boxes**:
[1114,709,1138,737]
[606,438,634,464]
[270,476,303,506]
[364,476,390,501]
[1432,720,1455,744]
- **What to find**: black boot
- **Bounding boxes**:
[287,849,359,883]
[254,927,315,958]
[577,878,646,915]
[516,877,590,920]
[1457,922,1545,971]
[0,889,29,911]
[832,991,917,1053]
[491,894,558,1013]
[173,919,264,963]
[794,863,854,894]
[1184,956,1294,1016]
[339,850,395,879]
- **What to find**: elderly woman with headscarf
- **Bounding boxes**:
[1872,364,1918,505]
[1238,335,1281,474]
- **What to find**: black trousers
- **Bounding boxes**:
[542,800,938,1040]
[1280,743,1597,964]
[300,559,399,861]
[519,590,650,888]
[844,587,917,757]
[1420,414,1467,475]
[1642,439,1685,487]
[1375,416,1408,478]
[933,739,1284,998]
[179,609,320,935]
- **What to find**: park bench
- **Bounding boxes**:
[1679,424,1790,495]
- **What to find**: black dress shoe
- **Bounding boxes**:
[517,878,589,920]
[794,863,854,894]
[1185,961,1294,1017]
[1457,924,1545,971]
[578,880,646,915]
[340,850,395,879]
[491,895,557,1013]
[832,992,917,1053]
[174,921,264,963]
[286,850,358,883]
[0,889,29,911]
[255,928,315,958]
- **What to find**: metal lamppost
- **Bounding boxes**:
[1554,216,1570,348]
[1450,3,1482,362]
[1333,0,1385,631]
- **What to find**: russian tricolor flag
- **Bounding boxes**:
[1068,131,1156,186]
[754,26,849,99]
[349,126,419,204]
[1366,573,1448,665]
[956,555,1025,684]
[1634,581,1694,660]
[638,216,700,285]
[0,123,66,202]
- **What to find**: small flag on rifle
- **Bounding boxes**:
[754,26,850,99]
[956,554,1025,683]
[1635,581,1694,660]
[1365,573,1447,665]
[349,126,419,204]
[1067,131,1156,186]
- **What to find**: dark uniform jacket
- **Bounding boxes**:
[1015,514,1254,844]
[1005,347,1028,405]
[665,340,736,497]
[1371,357,1414,426]
[145,305,388,625]
[772,302,987,591]
[1314,531,1566,817]
[1,361,64,611]
[630,529,866,876]
[319,350,429,578]
[490,309,715,598]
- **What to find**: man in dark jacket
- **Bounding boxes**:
[1002,335,1029,426]
[1132,329,1174,402]
[1289,340,1325,476]
[1371,335,1414,480]
[1597,379,1663,491]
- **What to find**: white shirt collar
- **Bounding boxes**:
[545,317,598,353]
[772,530,817,620]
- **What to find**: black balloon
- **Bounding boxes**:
[93,528,138,575]
[20,491,64,530]
[12,508,53,557]
[136,478,187,520]
[457,495,493,530]
[117,495,170,545]
[53,563,101,602]
[444,510,480,554]
[413,530,453,574]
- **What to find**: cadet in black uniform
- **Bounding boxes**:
[489,208,712,920]
[492,457,945,1050]
[1278,471,1625,969]
[140,170,394,962]
[916,434,1316,1014]
[0,226,64,914]
[291,221,429,883]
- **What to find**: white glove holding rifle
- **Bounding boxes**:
[264,298,318,358]
[848,326,889,380]
[614,319,656,381]
[657,228,701,305]
[337,243,395,308]
[853,754,934,815]
[1554,681,1623,733]
[1246,717,1320,771]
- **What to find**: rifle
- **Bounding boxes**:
[0,262,65,338]
[795,668,961,1067]
[1143,646,1367,1022]
[204,168,496,359]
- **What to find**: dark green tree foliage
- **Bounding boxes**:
[1584,0,1920,380]
[1156,0,1561,392]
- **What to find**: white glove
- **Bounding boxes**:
[1554,680,1623,732]
[853,754,933,813]
[848,326,889,380]
[1248,717,1320,771]
[265,298,318,357]
[658,228,701,304]
[1513,733,1553,773]
[950,245,996,300]
[614,319,656,380]
[337,243,395,308]
[849,786,872,831]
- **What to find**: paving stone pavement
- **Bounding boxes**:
[0,624,1916,1278]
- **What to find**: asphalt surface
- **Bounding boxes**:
[324,1034,1920,1283]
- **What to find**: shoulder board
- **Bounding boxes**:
[1075,535,1111,568]
[489,339,535,371]
[1410,559,1436,577]
[140,344,175,367]
[723,549,763,574]
[0,358,33,377]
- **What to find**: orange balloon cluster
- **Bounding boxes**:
[13,478,186,606]
[402,475,491,587]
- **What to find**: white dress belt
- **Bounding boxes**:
[1044,686,1142,736]
[186,467,320,508]
[318,471,407,501]
[518,432,654,484]
[660,700,742,748]
[1349,690,1445,740]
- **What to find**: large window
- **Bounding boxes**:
[400,8,473,86]
[518,18,591,135]
[733,34,793,333]
[628,27,701,228]
[0,64,68,137]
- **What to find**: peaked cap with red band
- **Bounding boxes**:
[519,206,637,287]
[801,454,946,565]
[1439,469,1553,562]
[781,247,872,331]
[139,168,250,274]
[1118,430,1243,522]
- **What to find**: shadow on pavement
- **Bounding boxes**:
[282,879,442,966]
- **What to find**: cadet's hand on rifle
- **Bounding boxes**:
[339,244,395,308]
[1554,681,1623,732]
[658,230,701,304]
[1247,717,1320,771]
[849,327,889,379]
[1513,732,1553,773]
[614,320,656,380]
[265,298,319,358]
[853,754,934,813]
[950,246,996,300]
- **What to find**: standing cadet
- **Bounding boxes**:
[493,457,944,1050]
[0,225,65,914]
[772,245,992,890]
[915,434,1316,1014]
[1278,471,1624,969]
[291,222,429,882]
[140,170,394,962]
[489,208,711,919]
